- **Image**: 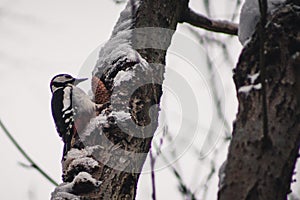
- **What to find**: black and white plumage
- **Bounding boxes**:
[50,74,97,158]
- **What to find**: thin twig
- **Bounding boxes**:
[188,27,234,70]
[203,0,211,17]
[181,7,238,36]
[153,141,197,200]
[230,0,242,21]
[0,119,58,186]
[189,29,232,137]
[149,149,157,200]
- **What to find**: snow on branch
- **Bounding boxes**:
[93,0,148,85]
[51,172,101,200]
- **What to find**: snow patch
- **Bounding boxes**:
[248,72,260,84]
[66,146,102,160]
[51,182,78,200]
[292,52,300,60]
[81,114,108,138]
[94,0,150,77]
[238,85,253,94]
[52,182,73,193]
[80,109,132,138]
[67,157,99,172]
[51,192,80,200]
[73,172,102,187]
[238,83,262,95]
[51,172,101,199]
[114,70,135,86]
[110,110,131,121]
[243,37,253,46]
[111,0,140,35]
[119,156,127,164]
[253,83,262,90]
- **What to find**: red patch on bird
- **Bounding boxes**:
[92,76,111,104]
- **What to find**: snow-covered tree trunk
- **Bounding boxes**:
[51,0,188,199]
[218,2,300,199]
[51,0,300,199]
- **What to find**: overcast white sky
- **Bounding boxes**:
[0,0,299,199]
[0,1,124,199]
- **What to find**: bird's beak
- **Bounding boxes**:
[74,77,88,85]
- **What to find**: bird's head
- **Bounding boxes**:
[50,74,88,93]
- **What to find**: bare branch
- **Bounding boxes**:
[181,7,238,36]
[153,140,197,200]
[149,149,157,200]
[0,119,58,186]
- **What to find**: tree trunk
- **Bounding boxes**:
[51,0,188,199]
[218,2,300,200]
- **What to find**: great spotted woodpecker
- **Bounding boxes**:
[50,74,99,158]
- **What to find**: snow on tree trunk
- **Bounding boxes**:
[51,0,188,199]
[218,2,300,199]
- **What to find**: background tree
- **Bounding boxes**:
[50,0,300,199]
[0,0,299,199]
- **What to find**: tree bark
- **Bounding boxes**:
[218,2,300,200]
[52,0,188,199]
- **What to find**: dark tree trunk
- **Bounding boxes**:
[51,1,300,200]
[52,0,188,199]
[218,2,300,200]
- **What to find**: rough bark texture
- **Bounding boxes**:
[54,0,189,200]
[218,2,300,200]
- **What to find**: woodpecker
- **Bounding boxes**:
[50,74,98,159]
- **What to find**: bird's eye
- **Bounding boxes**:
[65,75,72,79]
